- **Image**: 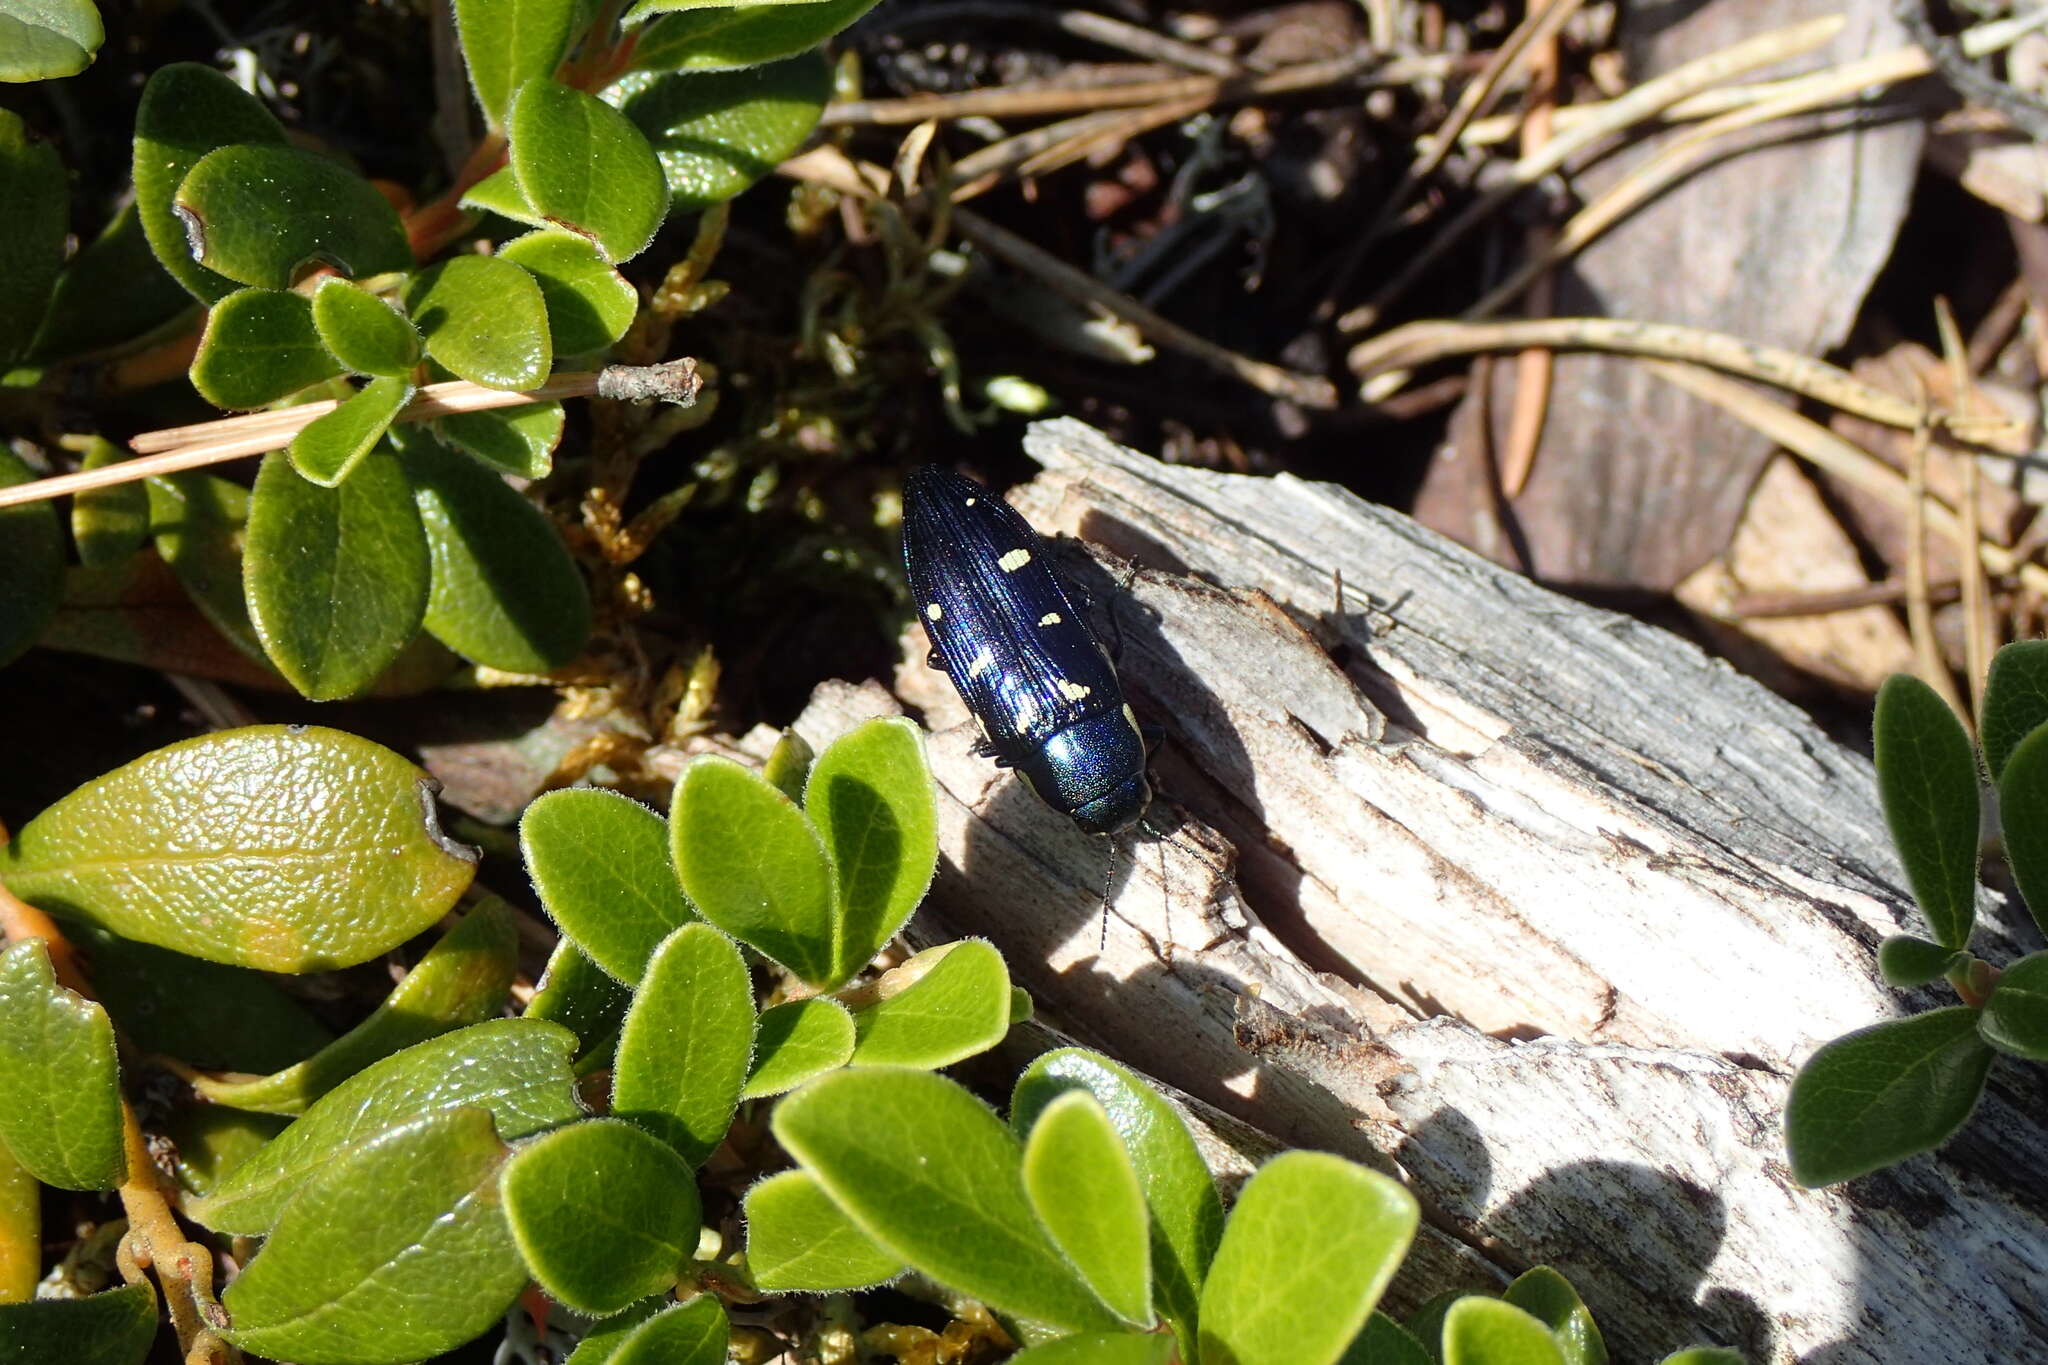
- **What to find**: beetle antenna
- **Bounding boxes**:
[1098,833,1117,954]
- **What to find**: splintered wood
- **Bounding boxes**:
[777,420,2047,1364]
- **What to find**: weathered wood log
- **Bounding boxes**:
[698,419,2046,1363]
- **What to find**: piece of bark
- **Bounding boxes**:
[1412,0,1922,590]
[746,419,2044,1364]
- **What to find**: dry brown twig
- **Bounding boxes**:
[1936,297,1996,713]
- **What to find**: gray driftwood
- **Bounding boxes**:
[714,420,2046,1364]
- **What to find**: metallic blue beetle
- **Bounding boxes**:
[902,465,1151,834]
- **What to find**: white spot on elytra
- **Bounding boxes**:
[998,548,1031,572]
[1123,703,1140,735]
[1015,699,1038,730]
[1057,679,1092,701]
[967,647,995,678]
[1038,611,1062,626]
[965,497,978,506]
[925,602,943,621]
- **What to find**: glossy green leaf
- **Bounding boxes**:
[847,938,1010,1068]
[1785,1006,1996,1186]
[523,787,696,983]
[0,0,103,80]
[1022,1091,1151,1326]
[1980,950,2048,1060]
[504,1118,700,1314]
[1198,1152,1418,1365]
[761,729,814,804]
[1876,935,1962,988]
[500,230,639,354]
[1441,1298,1567,1365]
[312,277,421,378]
[609,1294,729,1365]
[607,55,831,212]
[222,1107,526,1365]
[132,63,288,301]
[75,922,330,1072]
[1,725,476,971]
[69,438,149,568]
[400,431,592,670]
[743,1168,903,1291]
[670,754,837,984]
[526,937,632,1052]
[454,0,577,127]
[807,716,938,983]
[437,400,564,478]
[1873,674,1981,949]
[1997,722,2048,939]
[162,1105,290,1196]
[458,164,546,228]
[632,0,878,73]
[1341,1312,1432,1365]
[0,109,66,365]
[1012,1048,1222,1361]
[190,286,343,409]
[624,0,838,19]
[563,1300,666,1365]
[1981,641,2048,780]
[174,142,411,289]
[1007,1334,1177,1365]
[0,1127,37,1302]
[0,939,124,1191]
[288,377,413,486]
[194,900,517,1114]
[0,1284,156,1365]
[145,473,264,662]
[188,1017,579,1234]
[1656,1351,1745,1365]
[613,923,754,1165]
[245,447,429,698]
[1503,1268,1605,1365]
[509,78,669,263]
[29,201,193,363]
[774,1067,1120,1334]
[0,447,62,670]
[406,253,552,390]
[743,996,854,1098]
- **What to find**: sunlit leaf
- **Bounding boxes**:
[312,277,421,378]
[437,400,564,479]
[453,0,578,127]
[742,1169,903,1292]
[1873,674,1981,949]
[189,286,342,409]
[1502,1267,1606,1365]
[1785,1006,1996,1186]
[631,0,879,74]
[807,716,938,983]
[288,377,413,486]
[0,0,103,80]
[174,142,411,289]
[509,78,669,263]
[1440,1298,1567,1365]
[606,55,830,212]
[133,62,288,301]
[1980,950,2048,1060]
[743,996,854,1098]
[670,754,836,984]
[846,939,1010,1069]
[522,787,695,984]
[612,923,754,1165]
[405,254,552,390]
[1021,1091,1152,1325]
[500,229,639,354]
[607,1294,728,1365]
[0,939,124,1191]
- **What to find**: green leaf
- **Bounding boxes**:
[624,0,843,19]
[1440,1298,1567,1365]
[847,938,1011,1069]
[145,473,264,662]
[437,400,564,478]
[221,1107,526,1365]
[761,728,814,804]
[773,1067,1120,1334]
[500,229,639,354]
[1876,935,1962,988]
[0,109,67,366]
[1404,1293,1464,1358]
[132,62,288,301]
[670,754,837,984]
[1784,1006,1996,1186]
[1007,1334,1178,1365]
[174,142,411,289]
[190,286,344,409]
[0,0,103,80]
[613,923,755,1165]
[288,377,414,486]
[311,277,421,378]
[607,55,831,213]
[1198,1152,1418,1365]
[1656,1351,1745,1365]
[0,1284,156,1365]
[0,725,476,971]
[608,1294,729,1365]
[1873,674,1981,948]
[29,201,193,364]
[161,1104,289,1196]
[503,1117,701,1314]
[509,78,670,263]
[400,431,592,670]
[526,937,632,1051]
[0,447,62,670]
[1341,1312,1433,1365]
[1980,640,2048,780]
[405,253,552,390]
[453,0,578,128]
[523,787,697,983]
[69,437,149,568]
[458,164,547,228]
[1022,1091,1152,1326]
[742,1168,903,1291]
[743,996,855,1098]
[187,1017,579,1234]
[1997,722,2048,939]
[807,716,938,983]
[632,0,879,74]
[194,900,518,1114]
[1012,1049,1223,1360]
[5,1133,41,1298]
[1980,950,2048,1060]
[563,1300,666,1365]
[1502,1268,1606,1365]
[74,922,331,1072]
[245,447,429,698]
[0,939,124,1191]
